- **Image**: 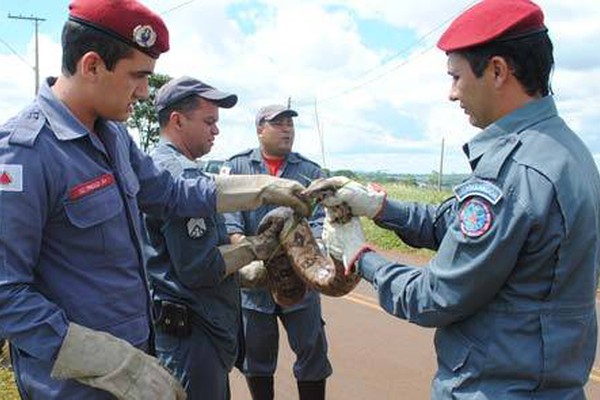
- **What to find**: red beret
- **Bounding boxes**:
[68,0,169,58]
[437,0,545,52]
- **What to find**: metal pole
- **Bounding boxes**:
[438,137,445,191]
[8,14,46,95]
[34,19,40,94]
[314,97,326,170]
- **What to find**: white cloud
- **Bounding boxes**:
[1,0,599,176]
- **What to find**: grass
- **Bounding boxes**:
[0,183,450,396]
[1,342,19,400]
[362,183,451,256]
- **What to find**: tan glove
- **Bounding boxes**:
[238,260,269,288]
[214,175,311,217]
[219,216,285,276]
[303,176,386,219]
[51,323,186,400]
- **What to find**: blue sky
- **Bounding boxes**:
[1,0,599,175]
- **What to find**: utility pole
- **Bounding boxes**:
[438,137,445,191]
[314,97,326,170]
[8,13,46,95]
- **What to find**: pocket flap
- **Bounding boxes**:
[64,185,123,228]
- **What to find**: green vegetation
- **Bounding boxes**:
[361,182,451,256]
[1,342,18,400]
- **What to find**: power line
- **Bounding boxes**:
[161,0,198,15]
[0,35,34,69]
[296,0,479,106]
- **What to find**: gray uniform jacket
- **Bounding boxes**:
[223,148,325,313]
[144,139,239,369]
[358,96,600,399]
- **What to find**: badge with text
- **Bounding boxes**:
[0,164,23,192]
[459,197,493,238]
[187,218,207,239]
[69,174,115,200]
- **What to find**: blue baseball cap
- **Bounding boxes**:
[155,76,238,112]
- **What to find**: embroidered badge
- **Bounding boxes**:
[454,178,503,205]
[132,25,157,48]
[459,197,493,238]
[187,218,207,239]
[70,174,115,200]
[0,164,23,192]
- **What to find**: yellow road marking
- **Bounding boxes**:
[590,367,600,384]
[347,292,378,304]
[344,293,600,386]
[343,293,382,312]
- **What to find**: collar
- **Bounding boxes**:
[248,147,301,164]
[463,96,558,166]
[37,77,99,141]
[155,136,200,170]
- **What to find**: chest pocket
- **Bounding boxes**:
[64,184,123,228]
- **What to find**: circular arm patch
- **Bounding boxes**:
[458,197,493,238]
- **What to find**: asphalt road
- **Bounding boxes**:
[230,266,600,399]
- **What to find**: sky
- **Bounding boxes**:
[1,0,599,175]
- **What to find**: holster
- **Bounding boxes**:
[154,300,192,338]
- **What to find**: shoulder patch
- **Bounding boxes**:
[187,218,207,239]
[8,109,46,147]
[454,178,503,205]
[458,197,493,238]
[0,164,23,192]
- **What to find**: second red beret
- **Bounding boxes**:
[437,0,545,52]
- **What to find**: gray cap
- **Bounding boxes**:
[155,76,238,112]
[255,104,298,127]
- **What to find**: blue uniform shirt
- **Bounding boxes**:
[0,78,218,399]
[223,148,325,313]
[144,138,240,369]
[358,96,600,399]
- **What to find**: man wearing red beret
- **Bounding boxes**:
[305,0,600,398]
[0,1,312,399]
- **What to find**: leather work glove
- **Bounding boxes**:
[323,211,372,275]
[51,323,186,400]
[237,260,269,288]
[303,176,386,219]
[214,175,311,217]
[220,216,285,276]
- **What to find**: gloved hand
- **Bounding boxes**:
[303,176,386,219]
[323,211,372,274]
[51,323,186,400]
[219,217,285,276]
[214,175,311,217]
[238,260,269,288]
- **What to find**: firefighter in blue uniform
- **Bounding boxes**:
[0,2,309,399]
[224,105,332,400]
[307,0,600,399]
[145,76,288,400]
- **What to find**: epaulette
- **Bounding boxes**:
[227,148,253,161]
[7,108,46,148]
